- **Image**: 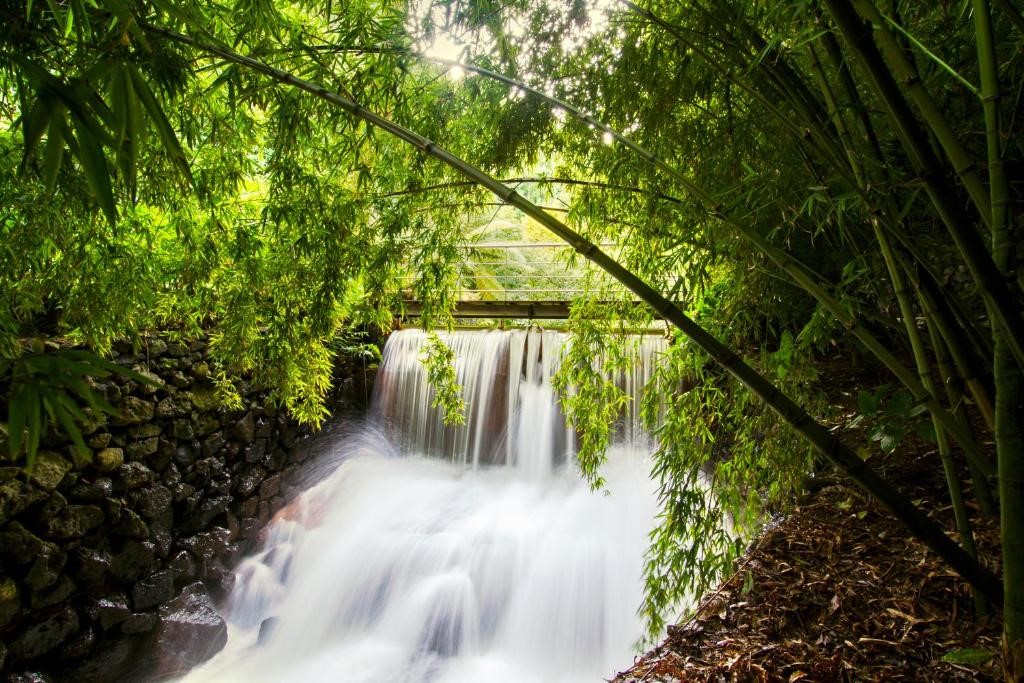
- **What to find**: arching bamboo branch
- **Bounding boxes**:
[141,21,1003,604]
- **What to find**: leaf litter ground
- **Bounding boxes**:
[613,365,1004,682]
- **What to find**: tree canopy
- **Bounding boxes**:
[2,0,1023,665]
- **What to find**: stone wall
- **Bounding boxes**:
[0,335,375,681]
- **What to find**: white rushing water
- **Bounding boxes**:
[183,329,666,683]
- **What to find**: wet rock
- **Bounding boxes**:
[70,547,111,589]
[0,522,46,563]
[25,544,66,591]
[31,451,73,490]
[257,616,280,645]
[230,413,256,444]
[67,476,113,502]
[93,447,124,473]
[43,504,104,539]
[0,478,47,525]
[111,540,157,582]
[149,583,227,678]
[67,633,139,682]
[9,606,78,661]
[7,672,51,683]
[156,394,191,419]
[169,551,197,584]
[221,441,242,461]
[166,340,189,357]
[34,490,68,522]
[150,439,174,471]
[234,466,265,498]
[128,423,162,440]
[259,473,281,501]
[30,574,75,609]
[131,366,164,394]
[180,496,230,534]
[254,418,273,439]
[166,371,192,388]
[131,484,173,524]
[87,432,112,449]
[201,432,225,458]
[59,625,96,661]
[244,438,268,464]
[89,595,130,630]
[193,414,220,437]
[179,528,231,567]
[121,611,159,634]
[240,496,259,518]
[173,441,200,468]
[145,338,168,357]
[112,461,153,491]
[113,397,154,426]
[113,509,149,539]
[125,437,159,460]
[171,419,194,440]
[133,570,175,610]
[0,576,20,628]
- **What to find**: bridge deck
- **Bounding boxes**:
[401,300,670,319]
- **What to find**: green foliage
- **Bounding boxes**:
[2,341,156,473]
[420,332,466,426]
[849,384,933,455]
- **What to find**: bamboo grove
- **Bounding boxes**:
[1,0,1023,671]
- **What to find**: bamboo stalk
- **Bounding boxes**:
[874,221,984,612]
[851,0,992,229]
[925,313,996,518]
[823,0,1024,371]
[143,22,1004,605]
[974,0,1024,659]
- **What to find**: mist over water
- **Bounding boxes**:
[183,329,666,683]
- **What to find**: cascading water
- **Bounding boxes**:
[182,328,667,683]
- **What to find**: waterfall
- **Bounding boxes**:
[182,328,667,683]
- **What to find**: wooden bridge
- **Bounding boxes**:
[399,241,671,321]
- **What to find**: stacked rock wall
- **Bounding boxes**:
[0,335,374,681]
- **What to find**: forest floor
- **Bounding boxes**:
[612,359,1005,682]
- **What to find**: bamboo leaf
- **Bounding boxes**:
[941,648,993,665]
[128,65,194,187]
[101,0,151,50]
[42,112,66,193]
[49,396,90,463]
[69,110,117,225]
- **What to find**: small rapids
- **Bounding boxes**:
[182,329,666,683]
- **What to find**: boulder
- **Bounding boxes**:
[70,547,111,589]
[133,570,175,610]
[113,397,154,426]
[148,583,227,678]
[93,447,124,473]
[87,432,112,449]
[0,522,46,563]
[229,413,256,444]
[0,478,47,525]
[67,476,113,502]
[125,437,159,460]
[112,462,153,491]
[8,606,79,661]
[89,595,130,630]
[110,540,157,583]
[42,504,104,539]
[156,395,191,419]
[25,544,66,591]
[30,451,72,490]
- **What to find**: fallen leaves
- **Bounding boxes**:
[613,469,1003,682]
